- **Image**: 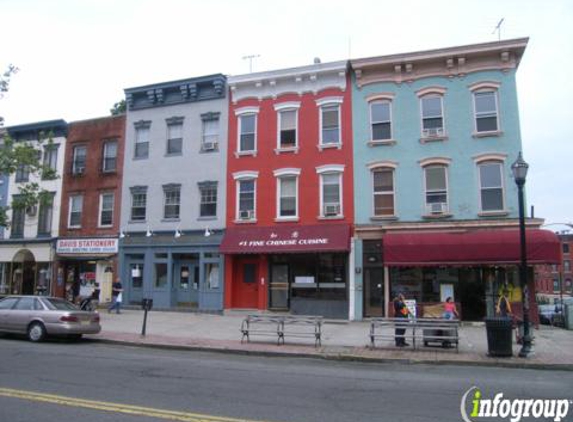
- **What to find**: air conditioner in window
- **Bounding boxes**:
[324,204,341,217]
[203,141,218,151]
[26,205,37,217]
[422,128,444,138]
[239,210,254,220]
[428,202,447,214]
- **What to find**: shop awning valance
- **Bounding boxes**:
[383,229,561,266]
[220,224,351,254]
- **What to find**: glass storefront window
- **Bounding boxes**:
[130,263,143,289]
[205,263,219,289]
[155,263,168,289]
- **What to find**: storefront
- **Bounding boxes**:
[55,238,118,303]
[221,224,352,319]
[0,241,55,296]
[357,229,561,321]
[120,231,224,311]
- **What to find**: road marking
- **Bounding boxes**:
[0,388,269,422]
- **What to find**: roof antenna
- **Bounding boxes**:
[492,18,505,41]
[242,54,260,73]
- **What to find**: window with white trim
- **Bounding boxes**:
[424,165,448,214]
[166,122,183,155]
[72,145,87,175]
[102,140,117,172]
[474,91,499,133]
[199,182,217,217]
[202,119,219,151]
[130,187,147,221]
[99,192,114,227]
[320,105,340,145]
[278,176,297,218]
[38,193,55,235]
[478,161,504,212]
[163,185,181,220]
[42,144,59,179]
[421,95,444,137]
[239,114,256,153]
[134,125,150,159]
[237,179,256,220]
[321,173,342,217]
[370,101,392,141]
[278,109,297,149]
[69,195,83,228]
[372,168,395,216]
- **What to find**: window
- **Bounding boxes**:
[278,109,297,149]
[134,123,150,159]
[202,114,219,151]
[421,95,444,137]
[321,173,342,217]
[42,144,59,179]
[564,244,570,254]
[278,176,297,218]
[163,185,181,220]
[205,263,220,289]
[239,114,256,153]
[15,164,30,183]
[166,122,183,155]
[130,187,147,221]
[474,91,499,133]
[424,166,448,214]
[565,260,571,272]
[479,161,504,212]
[68,195,83,228]
[238,179,256,220]
[199,182,217,217]
[72,145,87,175]
[102,140,117,172]
[554,279,560,292]
[37,193,55,236]
[11,205,25,238]
[373,168,395,216]
[370,101,392,141]
[320,105,340,145]
[154,263,168,289]
[99,193,114,227]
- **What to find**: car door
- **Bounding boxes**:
[0,297,21,332]
[11,297,38,332]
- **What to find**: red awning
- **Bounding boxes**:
[220,224,351,254]
[383,229,561,266]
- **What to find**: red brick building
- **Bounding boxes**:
[535,232,573,300]
[55,115,125,303]
[221,60,355,318]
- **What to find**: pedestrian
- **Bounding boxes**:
[442,297,459,320]
[108,278,123,314]
[393,293,411,347]
[496,289,512,317]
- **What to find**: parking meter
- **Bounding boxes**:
[141,298,153,336]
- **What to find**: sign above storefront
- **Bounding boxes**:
[56,238,118,254]
[220,224,350,254]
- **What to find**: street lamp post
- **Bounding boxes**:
[511,152,532,357]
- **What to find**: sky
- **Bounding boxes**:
[1,0,572,228]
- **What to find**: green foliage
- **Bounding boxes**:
[110,99,126,115]
[0,64,19,127]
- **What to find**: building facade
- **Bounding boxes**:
[350,38,560,321]
[535,233,573,300]
[120,75,228,311]
[0,128,8,244]
[0,120,67,296]
[55,115,125,304]
[221,60,355,319]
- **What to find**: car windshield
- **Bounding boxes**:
[44,298,79,311]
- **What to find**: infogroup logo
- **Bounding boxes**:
[460,386,571,422]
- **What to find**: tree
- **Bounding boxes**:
[0,65,57,228]
[110,99,126,115]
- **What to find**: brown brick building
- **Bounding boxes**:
[535,232,573,301]
[55,115,125,303]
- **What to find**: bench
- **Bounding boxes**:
[369,317,460,352]
[240,314,323,347]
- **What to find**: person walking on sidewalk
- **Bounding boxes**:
[393,293,411,347]
[108,278,123,314]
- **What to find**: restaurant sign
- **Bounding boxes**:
[57,238,118,254]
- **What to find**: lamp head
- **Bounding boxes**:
[511,151,529,185]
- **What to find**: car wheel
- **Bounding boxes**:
[27,322,46,342]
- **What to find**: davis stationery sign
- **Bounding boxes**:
[57,239,118,254]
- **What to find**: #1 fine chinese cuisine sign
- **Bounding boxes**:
[57,239,118,254]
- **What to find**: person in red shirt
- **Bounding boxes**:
[442,296,459,320]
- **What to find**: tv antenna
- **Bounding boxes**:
[492,18,505,41]
[242,54,260,73]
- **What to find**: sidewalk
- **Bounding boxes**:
[87,310,573,370]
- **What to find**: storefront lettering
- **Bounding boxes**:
[237,238,329,248]
[57,238,119,254]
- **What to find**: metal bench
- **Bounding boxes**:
[240,314,323,347]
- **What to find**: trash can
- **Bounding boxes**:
[485,317,513,357]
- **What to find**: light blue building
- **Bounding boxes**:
[349,38,551,321]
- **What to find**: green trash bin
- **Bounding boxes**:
[485,317,513,357]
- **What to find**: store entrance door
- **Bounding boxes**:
[269,264,289,310]
[233,260,259,309]
[364,268,384,317]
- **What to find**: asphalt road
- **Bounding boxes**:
[0,337,571,422]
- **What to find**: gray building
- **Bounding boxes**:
[120,75,228,310]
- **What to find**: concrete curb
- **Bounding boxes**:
[89,337,573,372]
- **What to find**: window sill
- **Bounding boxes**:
[422,213,453,220]
[200,148,219,154]
[473,130,503,138]
[275,217,299,223]
[161,218,181,223]
[419,136,449,144]
[318,143,342,151]
[317,215,345,221]
[164,152,183,157]
[197,216,217,221]
[368,139,397,147]
[478,211,509,217]
[129,220,147,224]
[234,219,257,224]
[133,156,149,161]
[235,151,257,158]
[67,226,82,230]
[370,216,399,221]
[274,147,299,155]
[97,225,113,229]
[100,170,117,175]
